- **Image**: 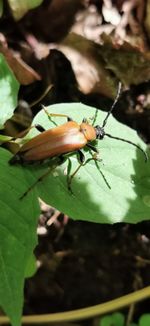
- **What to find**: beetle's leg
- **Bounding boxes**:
[67,160,83,194]
[82,118,88,123]
[10,123,45,142]
[9,124,44,164]
[20,167,50,199]
[66,150,100,193]
[9,122,46,165]
[85,152,111,189]
[92,157,111,189]
[20,156,66,199]
[77,150,85,163]
[42,107,73,125]
[23,123,46,134]
[66,149,110,193]
[35,124,46,132]
[20,166,56,199]
[67,117,73,122]
[66,150,85,193]
[83,147,110,189]
[82,109,98,126]
[24,123,46,134]
[86,143,99,153]
[44,111,73,121]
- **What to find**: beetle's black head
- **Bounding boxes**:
[95,126,105,140]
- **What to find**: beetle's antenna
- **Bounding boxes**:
[102,82,122,128]
[105,133,148,162]
[101,83,148,163]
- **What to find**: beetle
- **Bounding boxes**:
[9,119,98,164]
[9,83,147,197]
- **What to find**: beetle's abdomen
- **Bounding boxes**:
[22,133,86,161]
[18,121,87,161]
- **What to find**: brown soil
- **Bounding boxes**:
[24,218,150,325]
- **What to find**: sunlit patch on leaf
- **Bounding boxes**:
[8,0,44,20]
[0,54,20,129]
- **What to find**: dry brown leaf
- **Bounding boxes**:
[100,34,150,86]
[0,40,41,85]
[58,33,118,98]
[144,0,150,39]
[19,0,84,42]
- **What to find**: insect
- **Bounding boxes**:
[9,83,147,198]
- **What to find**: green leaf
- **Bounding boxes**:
[8,0,44,20]
[100,313,125,326]
[0,135,13,142]
[0,0,3,17]
[17,102,149,224]
[111,313,125,326]
[25,254,37,278]
[0,54,20,129]
[100,315,113,326]
[0,102,149,324]
[0,148,39,326]
[139,314,150,326]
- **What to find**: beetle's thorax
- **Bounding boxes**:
[80,122,97,141]
[95,125,105,139]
